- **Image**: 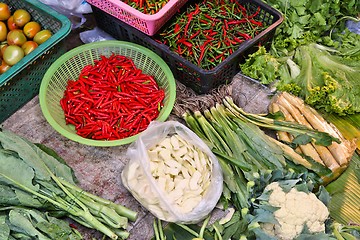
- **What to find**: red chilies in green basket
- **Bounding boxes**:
[60,54,165,140]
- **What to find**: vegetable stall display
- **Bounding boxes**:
[157,85,360,239]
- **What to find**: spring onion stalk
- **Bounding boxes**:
[184,110,250,210]
[199,216,211,239]
[153,219,161,240]
[158,219,165,240]
[205,108,265,171]
[211,148,252,172]
[213,224,223,240]
[223,96,340,146]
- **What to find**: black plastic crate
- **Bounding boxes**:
[92,0,283,94]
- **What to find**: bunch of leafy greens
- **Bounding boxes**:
[0,129,137,240]
[0,207,82,239]
[264,0,359,57]
[240,0,360,116]
[275,43,360,115]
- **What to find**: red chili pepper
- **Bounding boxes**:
[242,32,253,40]
[174,23,181,33]
[249,19,263,27]
[247,6,261,19]
[184,14,194,36]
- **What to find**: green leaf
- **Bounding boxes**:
[289,0,307,7]
[290,24,304,39]
[36,213,82,240]
[313,12,326,26]
[8,209,50,240]
[292,134,312,145]
[0,214,10,239]
[0,150,39,192]
[297,14,311,25]
[0,130,51,181]
[308,0,323,13]
[14,189,43,208]
[277,179,302,192]
[251,209,278,224]
[0,185,22,206]
[35,144,77,184]
[0,130,76,184]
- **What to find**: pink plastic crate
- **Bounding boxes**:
[86,0,188,36]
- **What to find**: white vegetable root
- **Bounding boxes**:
[280,92,356,166]
[270,92,356,171]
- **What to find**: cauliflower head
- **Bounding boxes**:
[261,182,329,240]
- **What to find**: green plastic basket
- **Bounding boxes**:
[39,40,176,147]
[0,0,71,123]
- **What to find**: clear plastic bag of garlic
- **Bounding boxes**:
[121,121,223,224]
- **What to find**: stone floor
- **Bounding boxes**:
[0,12,273,240]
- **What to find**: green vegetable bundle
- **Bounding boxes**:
[239,0,360,116]
[0,129,137,240]
[0,207,82,239]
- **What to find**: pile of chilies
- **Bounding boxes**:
[155,0,268,70]
[122,0,170,15]
[60,54,165,140]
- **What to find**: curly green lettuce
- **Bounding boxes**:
[275,43,360,115]
[240,46,281,84]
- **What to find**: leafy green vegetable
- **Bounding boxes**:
[239,46,281,84]
[0,129,137,240]
[0,207,82,240]
[275,43,360,115]
[239,0,360,117]
[241,41,360,116]
[264,0,359,55]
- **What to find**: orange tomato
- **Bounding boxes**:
[22,40,38,55]
[0,59,11,74]
[7,29,27,46]
[1,44,8,57]
[3,45,24,66]
[7,16,19,31]
[33,29,52,44]
[0,21,8,42]
[13,9,31,28]
[0,3,11,21]
[23,21,41,39]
